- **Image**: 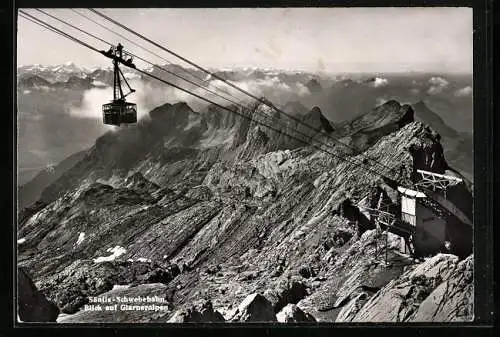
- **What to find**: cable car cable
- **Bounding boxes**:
[19,11,101,54]
[136,68,394,180]
[72,8,246,105]
[28,9,248,109]
[22,11,318,147]
[18,11,398,182]
[34,9,113,48]
[32,10,375,161]
[20,11,426,243]
[89,8,396,175]
[74,8,397,177]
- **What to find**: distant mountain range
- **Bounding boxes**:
[16,63,473,200]
[17,63,324,90]
[18,74,93,91]
[17,62,97,83]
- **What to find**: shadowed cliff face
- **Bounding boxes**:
[34,100,338,205]
[17,99,472,323]
[411,100,473,181]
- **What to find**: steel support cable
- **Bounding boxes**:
[35,9,113,47]
[20,12,417,252]
[136,68,393,179]
[18,11,395,183]
[72,8,246,105]
[22,11,327,154]
[19,11,101,53]
[89,8,397,175]
[29,9,247,109]
[83,8,397,177]
[19,12,318,155]
[28,9,386,168]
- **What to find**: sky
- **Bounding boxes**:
[17,7,473,74]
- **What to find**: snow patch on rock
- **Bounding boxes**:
[93,246,127,263]
[76,232,85,246]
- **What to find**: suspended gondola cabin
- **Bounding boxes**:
[100,43,137,126]
[102,100,137,125]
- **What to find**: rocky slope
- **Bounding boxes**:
[336,254,473,322]
[412,101,473,181]
[17,99,473,323]
[18,150,87,209]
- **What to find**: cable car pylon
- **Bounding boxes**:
[100,43,137,126]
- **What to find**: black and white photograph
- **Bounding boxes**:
[16,7,474,323]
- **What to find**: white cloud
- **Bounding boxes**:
[200,76,296,106]
[370,77,389,88]
[410,88,420,95]
[68,79,184,122]
[429,76,450,86]
[427,76,449,95]
[65,73,311,121]
[124,72,141,80]
[91,80,107,87]
[295,82,310,96]
[454,85,472,97]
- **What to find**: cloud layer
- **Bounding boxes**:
[370,77,389,88]
[454,85,472,97]
[427,76,450,95]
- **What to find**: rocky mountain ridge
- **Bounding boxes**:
[411,100,473,181]
[17,98,473,323]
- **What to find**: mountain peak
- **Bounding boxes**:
[411,100,457,139]
[306,78,323,93]
[282,101,309,117]
[18,75,51,87]
[148,103,173,120]
[378,99,401,109]
[302,106,334,133]
[413,100,428,109]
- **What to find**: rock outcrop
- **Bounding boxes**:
[167,299,225,322]
[276,304,316,322]
[18,268,59,322]
[337,254,473,322]
[411,255,473,321]
[306,79,323,93]
[263,278,308,313]
[37,260,180,314]
[229,293,276,322]
[412,100,473,180]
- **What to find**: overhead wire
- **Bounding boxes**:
[71,8,246,105]
[28,9,315,144]
[28,9,385,169]
[74,8,398,178]
[31,9,247,108]
[18,11,431,248]
[135,68,393,180]
[89,8,397,175]
[19,11,101,53]
[18,10,398,182]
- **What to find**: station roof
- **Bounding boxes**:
[397,186,426,198]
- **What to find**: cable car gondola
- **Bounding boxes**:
[101,43,137,126]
